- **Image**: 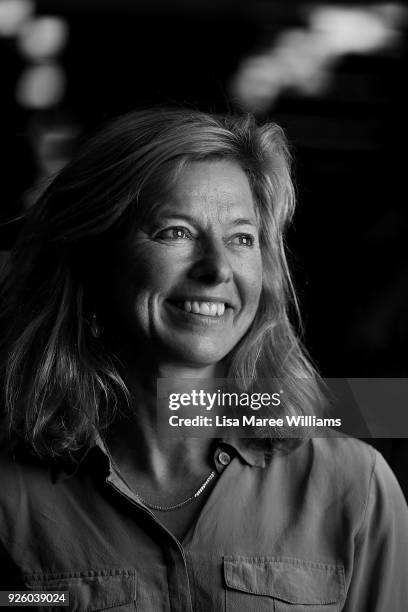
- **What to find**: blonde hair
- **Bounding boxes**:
[0,108,325,460]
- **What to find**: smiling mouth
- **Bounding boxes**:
[171,300,227,317]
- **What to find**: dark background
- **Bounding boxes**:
[1,0,407,496]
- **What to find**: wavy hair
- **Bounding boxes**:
[0,108,325,461]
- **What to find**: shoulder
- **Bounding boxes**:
[275,435,376,484]
[300,436,405,498]
[304,435,376,483]
[289,437,406,524]
[306,436,404,503]
[267,436,401,527]
[0,445,56,516]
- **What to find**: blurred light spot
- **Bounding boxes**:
[0,0,34,37]
[232,55,284,113]
[231,28,334,113]
[31,121,79,174]
[15,63,66,108]
[17,15,69,60]
[230,3,407,113]
[273,28,333,93]
[24,115,80,207]
[309,4,404,55]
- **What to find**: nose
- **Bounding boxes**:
[189,237,233,285]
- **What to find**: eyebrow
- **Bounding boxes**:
[231,217,259,228]
[157,212,259,228]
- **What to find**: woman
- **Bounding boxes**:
[0,108,407,611]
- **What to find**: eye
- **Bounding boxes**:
[229,233,255,247]
[155,226,193,241]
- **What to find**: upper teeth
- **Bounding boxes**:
[178,301,226,317]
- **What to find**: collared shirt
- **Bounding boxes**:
[1,435,408,611]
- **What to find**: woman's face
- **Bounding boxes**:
[110,160,263,367]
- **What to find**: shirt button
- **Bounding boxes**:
[218,451,231,466]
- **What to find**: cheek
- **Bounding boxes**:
[131,243,189,283]
[113,248,185,319]
[244,256,263,307]
[118,248,171,294]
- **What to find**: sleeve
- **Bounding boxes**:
[343,450,408,611]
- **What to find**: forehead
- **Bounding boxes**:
[165,160,257,223]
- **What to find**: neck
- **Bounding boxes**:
[108,351,224,486]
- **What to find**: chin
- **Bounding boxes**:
[160,341,231,369]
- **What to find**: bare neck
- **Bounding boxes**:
[108,358,223,487]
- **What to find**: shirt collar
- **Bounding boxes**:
[54,431,270,482]
[219,434,270,467]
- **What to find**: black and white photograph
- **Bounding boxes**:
[1,1,408,610]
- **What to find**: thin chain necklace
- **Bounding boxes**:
[137,470,217,512]
[115,463,217,512]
